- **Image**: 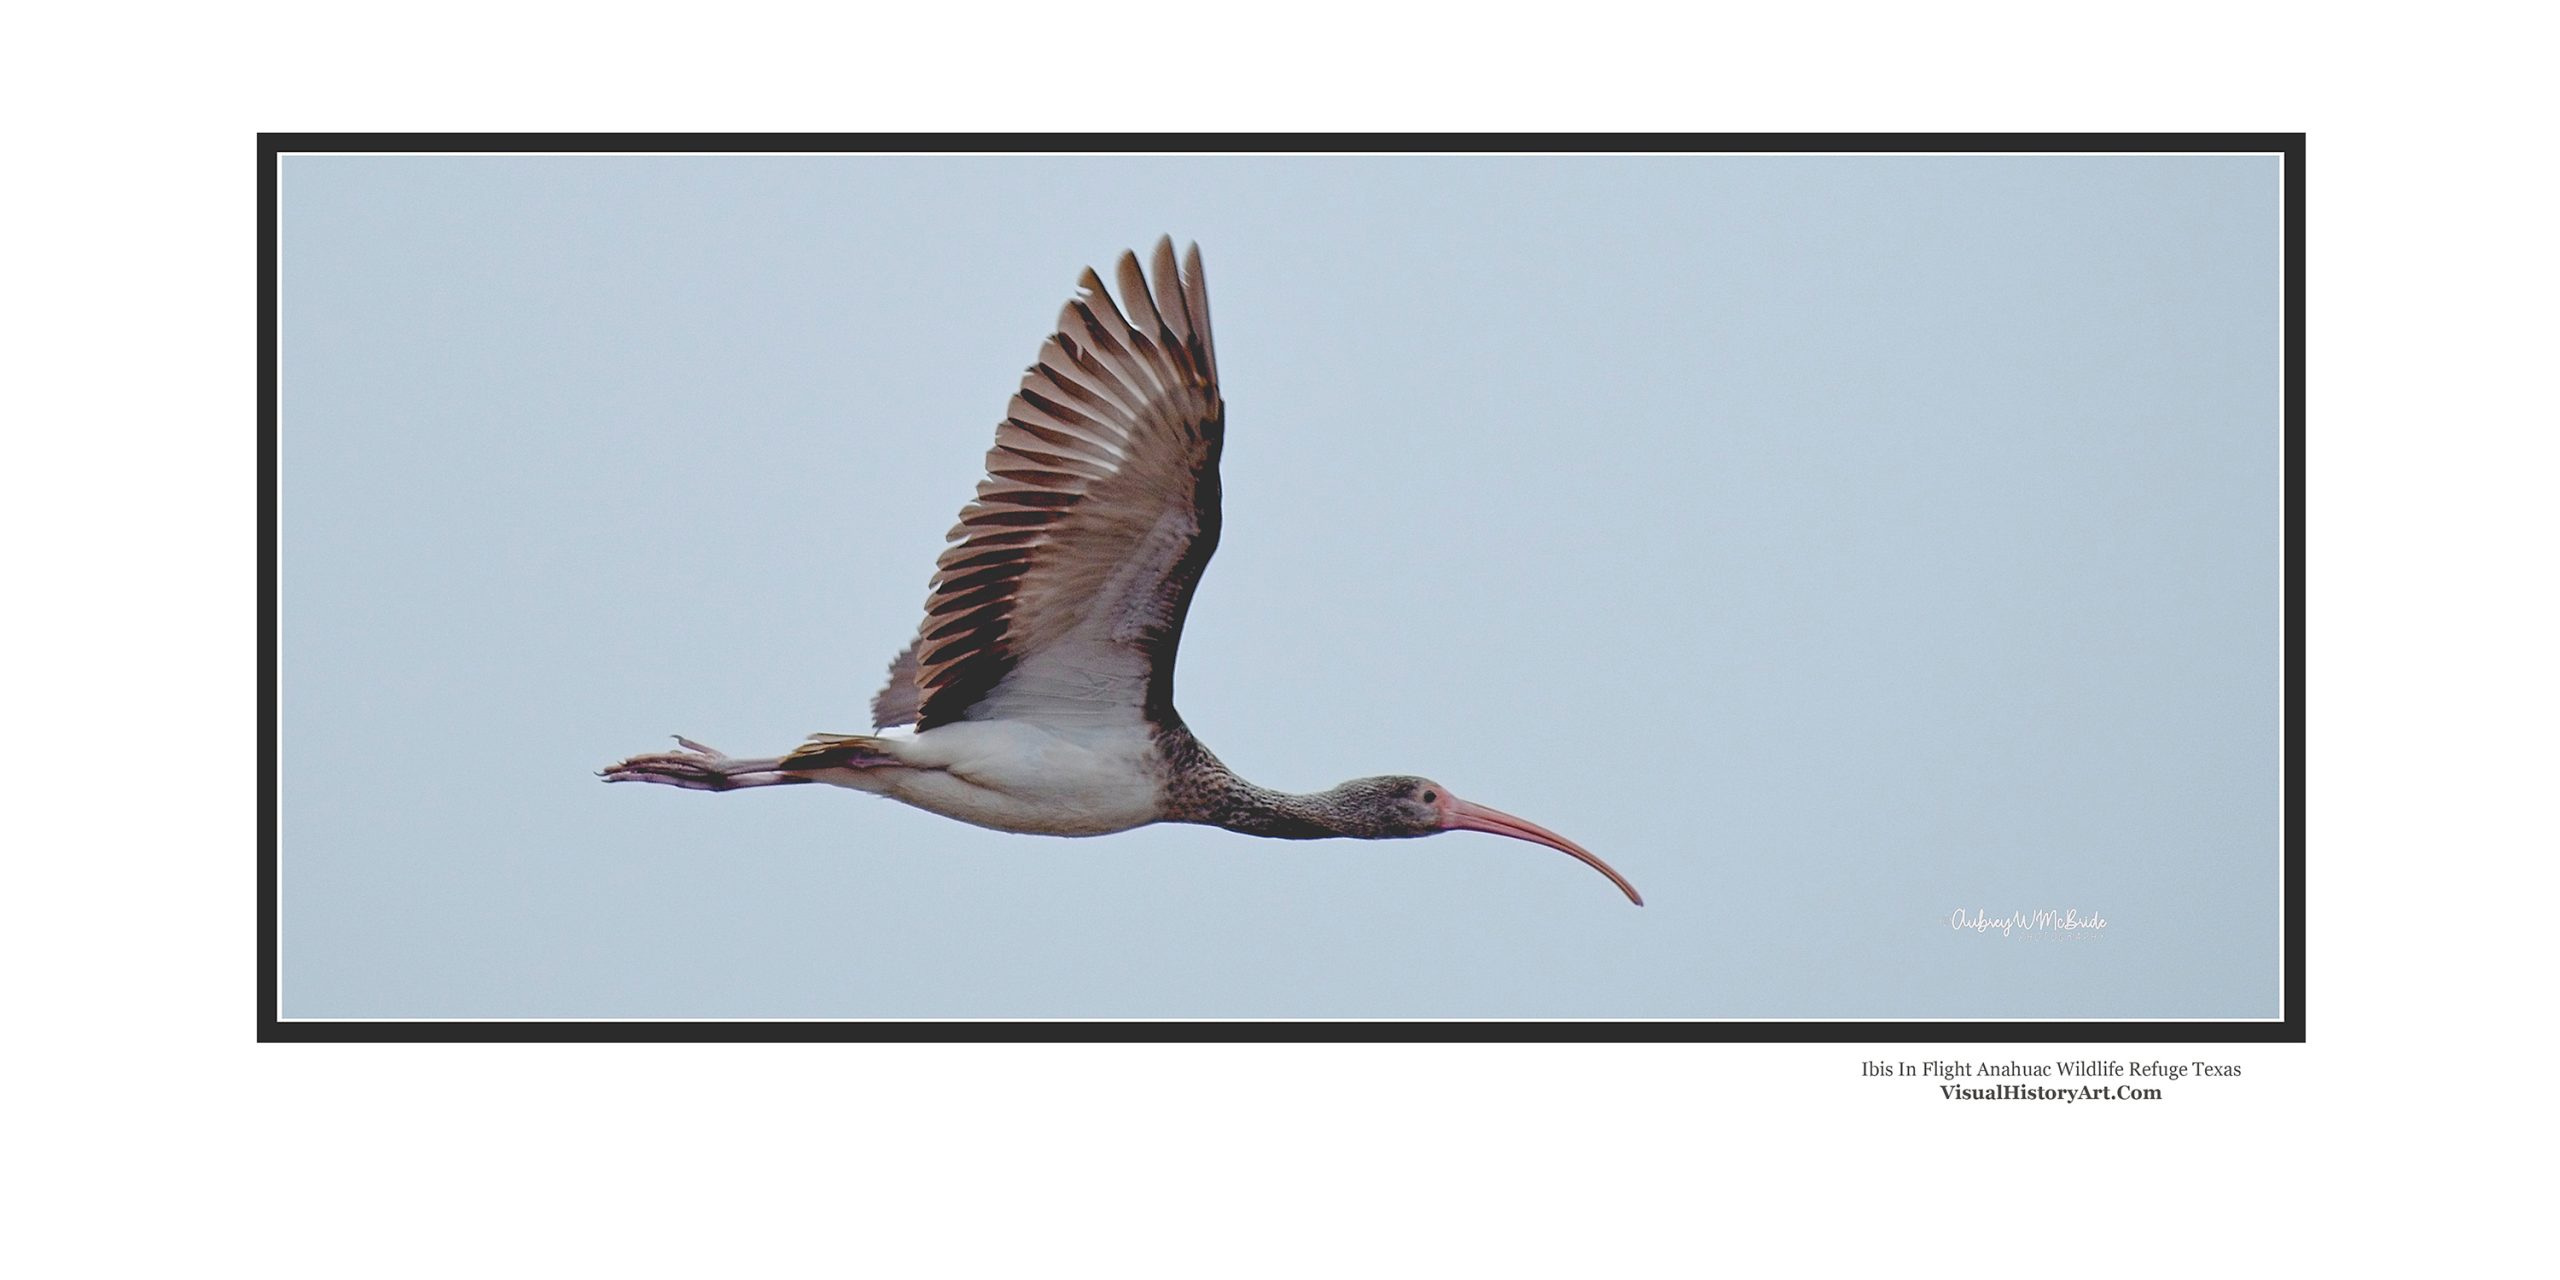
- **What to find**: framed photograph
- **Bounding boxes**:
[262,135,2299,1040]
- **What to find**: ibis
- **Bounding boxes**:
[601,239,1641,904]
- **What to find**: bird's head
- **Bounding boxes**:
[1324,775,1643,905]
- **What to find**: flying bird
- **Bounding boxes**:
[601,239,1641,904]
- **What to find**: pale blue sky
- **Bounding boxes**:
[277,153,2279,1018]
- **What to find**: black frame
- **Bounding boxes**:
[260,133,2304,1043]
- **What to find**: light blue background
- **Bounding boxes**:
[278,154,2280,1018]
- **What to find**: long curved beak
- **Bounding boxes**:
[1441,798,1643,906]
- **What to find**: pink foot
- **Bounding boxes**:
[599,737,808,791]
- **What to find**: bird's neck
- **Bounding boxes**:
[1153,726,1357,839]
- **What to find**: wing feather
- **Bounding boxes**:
[868,641,922,729]
[883,238,1225,731]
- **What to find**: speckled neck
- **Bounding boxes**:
[1152,724,1357,839]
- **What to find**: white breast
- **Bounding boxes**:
[827,720,1162,837]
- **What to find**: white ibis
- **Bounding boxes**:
[601,238,1642,905]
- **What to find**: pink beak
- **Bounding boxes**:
[1441,798,1644,906]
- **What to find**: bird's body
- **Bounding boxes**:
[803,721,1163,838]
[604,239,1641,904]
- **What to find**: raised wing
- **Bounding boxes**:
[886,238,1224,732]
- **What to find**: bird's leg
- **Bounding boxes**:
[598,737,815,791]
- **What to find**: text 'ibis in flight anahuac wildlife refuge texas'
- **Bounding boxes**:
[602,238,1641,905]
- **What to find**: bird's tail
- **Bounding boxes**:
[778,733,902,771]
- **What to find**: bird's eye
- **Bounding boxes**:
[1422,790,1438,803]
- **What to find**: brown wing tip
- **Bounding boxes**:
[1076,240,1205,328]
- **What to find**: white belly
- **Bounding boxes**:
[818,721,1162,837]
